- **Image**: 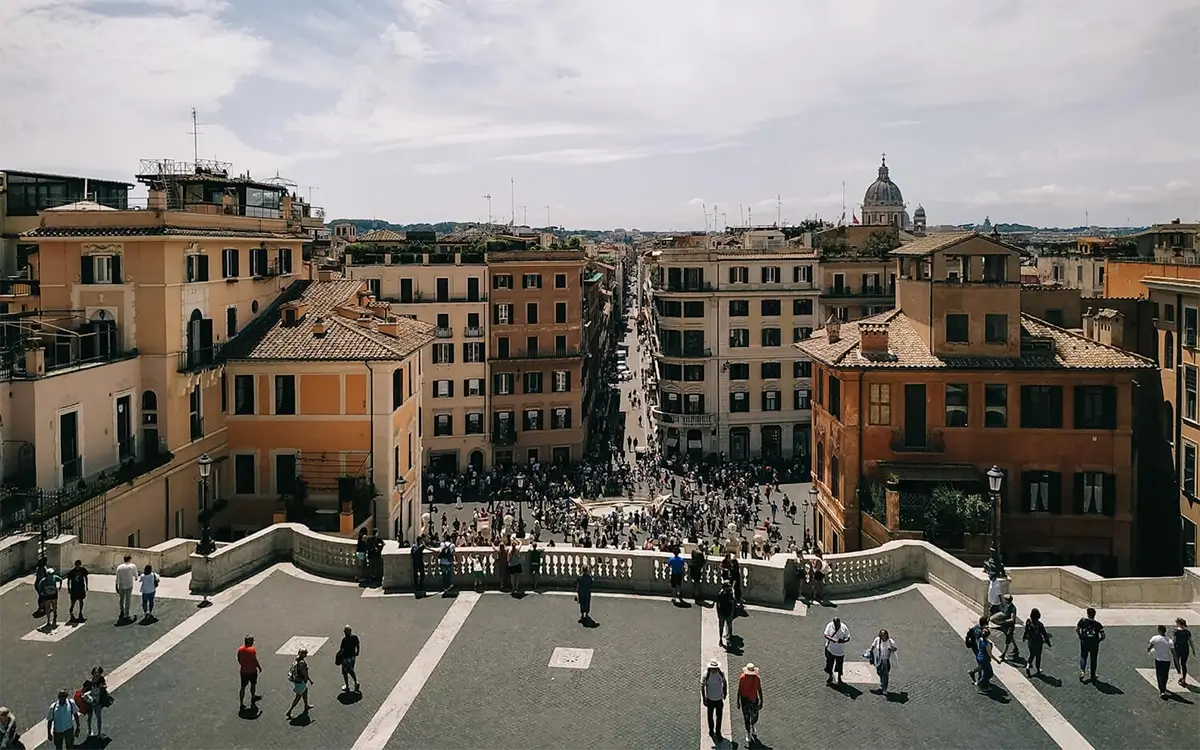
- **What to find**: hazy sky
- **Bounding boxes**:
[2,0,1198,230]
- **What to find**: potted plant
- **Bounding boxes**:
[885,472,900,490]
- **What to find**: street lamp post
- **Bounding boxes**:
[395,476,407,541]
[516,473,526,537]
[805,486,816,547]
[986,465,1005,577]
[197,453,215,608]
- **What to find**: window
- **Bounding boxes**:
[1187,366,1198,422]
[831,273,847,294]
[982,255,1007,283]
[683,301,704,318]
[684,364,705,382]
[275,453,297,495]
[1165,332,1175,369]
[984,384,1007,427]
[1074,386,1117,429]
[274,375,296,415]
[1165,303,1176,323]
[494,373,514,395]
[277,248,293,275]
[523,408,543,431]
[761,362,781,379]
[466,378,484,397]
[393,368,404,409]
[1020,385,1062,428]
[830,456,840,499]
[555,273,568,289]
[793,298,814,316]
[81,254,121,284]
[522,273,543,289]
[234,454,256,495]
[493,274,513,289]
[553,370,571,392]
[761,266,780,283]
[524,371,543,394]
[729,266,748,284]
[1076,472,1113,515]
[221,248,239,278]
[434,413,453,436]
[463,342,485,362]
[526,302,539,325]
[828,377,841,419]
[234,375,255,415]
[432,342,454,364]
[793,326,812,343]
[496,337,510,359]
[185,254,210,283]
[794,360,812,378]
[729,329,749,348]
[662,364,683,381]
[1185,307,1198,348]
[868,383,891,425]
[762,390,781,411]
[730,392,750,412]
[224,305,238,338]
[434,379,454,398]
[761,328,781,347]
[684,394,705,414]
[466,412,484,435]
[761,299,781,317]
[729,300,749,317]
[249,247,268,277]
[1022,470,1061,513]
[816,442,824,484]
[555,301,567,324]
[552,407,572,429]
[946,314,969,343]
[494,303,512,325]
[220,373,227,413]
[945,384,969,427]
[1184,441,1197,497]
[985,314,1007,344]
[794,389,811,410]
[729,363,749,380]
[793,265,812,284]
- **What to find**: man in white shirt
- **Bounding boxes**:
[823,617,851,685]
[987,574,1004,615]
[114,555,138,623]
[1148,624,1176,698]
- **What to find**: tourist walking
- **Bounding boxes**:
[992,593,1020,662]
[823,617,851,685]
[37,566,61,629]
[1148,624,1176,699]
[736,663,763,748]
[337,625,361,693]
[237,635,262,710]
[1173,618,1192,686]
[716,581,736,648]
[1022,607,1052,676]
[410,537,426,591]
[285,648,313,719]
[65,560,89,623]
[574,565,594,623]
[867,628,898,694]
[701,658,727,739]
[975,628,1001,688]
[45,689,80,750]
[667,549,686,602]
[138,564,159,618]
[966,615,988,683]
[810,551,827,602]
[114,555,137,623]
[437,537,455,592]
[0,706,19,750]
[33,557,49,618]
[78,666,110,740]
[1076,607,1106,682]
[689,545,706,604]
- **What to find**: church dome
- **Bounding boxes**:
[863,157,904,207]
[914,204,926,217]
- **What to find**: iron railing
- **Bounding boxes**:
[0,279,39,297]
[890,428,946,453]
[177,343,224,373]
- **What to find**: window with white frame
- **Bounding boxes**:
[1187,365,1198,422]
[728,266,748,284]
[1184,441,1197,497]
[93,255,116,284]
[552,407,572,429]
[432,343,454,364]
[523,408,542,431]
[761,266,780,283]
[466,378,484,397]
[434,379,453,398]
[434,413,453,436]
[1081,472,1106,514]
[494,372,513,395]
[494,303,512,325]
[553,370,570,392]
[466,412,484,434]
[463,342,485,362]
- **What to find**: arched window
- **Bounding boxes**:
[142,391,158,411]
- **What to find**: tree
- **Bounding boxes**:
[923,485,990,546]
[863,230,901,257]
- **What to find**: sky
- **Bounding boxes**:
[2,0,1198,231]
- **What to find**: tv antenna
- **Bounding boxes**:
[304,186,320,203]
[510,178,515,226]
[518,205,528,225]
[188,108,213,164]
[776,194,782,227]
[545,205,551,228]
[483,194,492,225]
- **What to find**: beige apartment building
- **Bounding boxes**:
[0,159,333,546]
[649,229,819,462]
[343,230,490,474]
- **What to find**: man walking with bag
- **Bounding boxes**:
[701,658,727,739]
[823,617,851,685]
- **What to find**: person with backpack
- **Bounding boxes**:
[38,567,62,629]
[700,658,727,739]
[966,615,988,683]
[1076,607,1106,682]
[437,537,455,592]
[716,581,736,648]
[33,556,49,618]
[975,628,1001,688]
[285,649,313,719]
[1022,607,1052,676]
[410,537,426,591]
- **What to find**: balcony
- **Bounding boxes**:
[0,319,134,381]
[390,293,487,304]
[652,281,714,294]
[464,327,484,338]
[657,347,711,359]
[0,278,39,297]
[491,347,583,362]
[435,327,454,339]
[822,285,895,299]
[890,428,945,453]
[651,408,714,427]
[177,343,224,373]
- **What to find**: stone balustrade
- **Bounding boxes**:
[2,526,1198,613]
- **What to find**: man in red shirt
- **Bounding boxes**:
[237,635,262,710]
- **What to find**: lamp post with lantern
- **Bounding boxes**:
[986,465,1006,578]
[516,472,526,538]
[197,453,215,608]
[805,486,816,548]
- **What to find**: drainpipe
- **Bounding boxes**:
[364,360,376,533]
[164,475,170,541]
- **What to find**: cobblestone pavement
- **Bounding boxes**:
[5,567,1197,750]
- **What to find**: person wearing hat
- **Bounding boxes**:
[736,663,763,747]
[700,658,727,738]
[45,689,79,749]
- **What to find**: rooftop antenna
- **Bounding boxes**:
[700,201,709,232]
[739,204,745,228]
[545,205,551,228]
[304,186,319,203]
[776,194,782,227]
[748,207,753,228]
[483,194,492,225]
[518,205,528,225]
[187,108,212,164]
[510,178,515,226]
[840,181,846,226]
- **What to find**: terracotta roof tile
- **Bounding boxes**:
[232,279,435,362]
[358,228,406,242]
[23,225,307,240]
[888,232,979,257]
[796,309,1155,371]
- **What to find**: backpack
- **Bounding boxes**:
[964,626,978,651]
[40,576,57,597]
[287,662,299,683]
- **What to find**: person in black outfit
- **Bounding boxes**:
[337,625,361,693]
[411,538,426,591]
[716,581,736,648]
[689,546,706,604]
[1076,607,1105,682]
[366,532,384,585]
[1022,607,1052,676]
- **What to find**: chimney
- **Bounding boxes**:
[356,315,375,329]
[281,193,294,222]
[826,315,841,343]
[859,322,890,354]
[317,268,335,282]
[369,302,391,318]
[281,301,307,327]
[1082,307,1095,339]
[147,182,167,210]
[311,317,328,337]
[377,318,400,337]
[23,339,46,376]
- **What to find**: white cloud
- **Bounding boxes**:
[411,161,465,175]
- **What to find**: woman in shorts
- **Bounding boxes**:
[507,539,524,596]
